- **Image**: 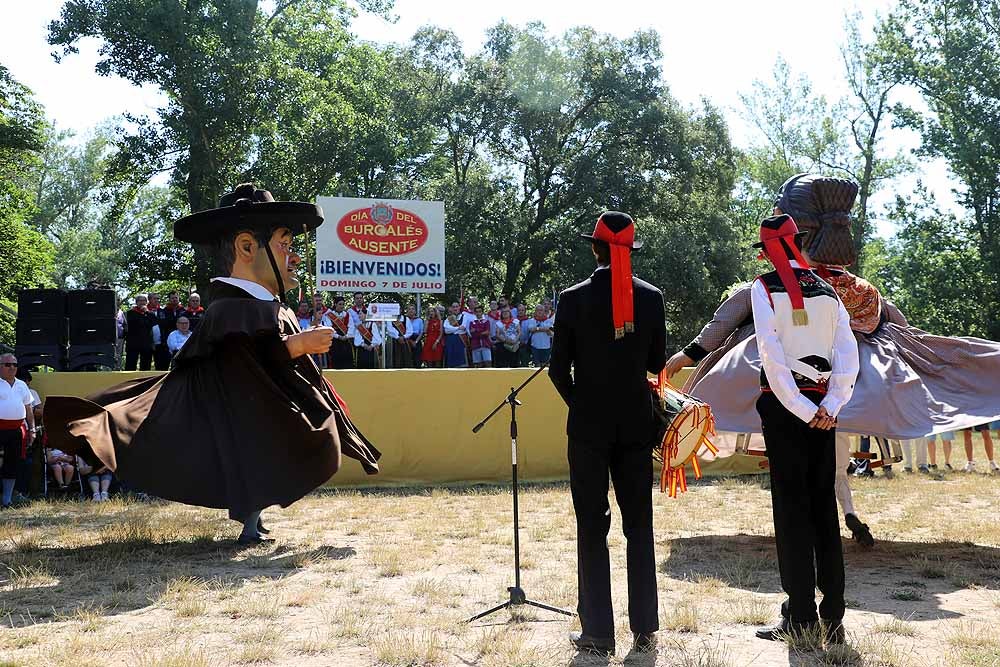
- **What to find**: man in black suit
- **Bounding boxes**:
[549,211,666,657]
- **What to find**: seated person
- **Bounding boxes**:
[46,448,76,489]
[87,466,113,501]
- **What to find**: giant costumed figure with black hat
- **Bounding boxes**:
[748,213,859,643]
[44,184,380,544]
[549,211,666,658]
[665,173,1000,545]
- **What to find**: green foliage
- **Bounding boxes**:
[875,0,1000,337]
[0,66,55,348]
[868,191,988,337]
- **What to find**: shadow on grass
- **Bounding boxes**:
[0,534,356,628]
[314,479,572,498]
[660,533,1000,620]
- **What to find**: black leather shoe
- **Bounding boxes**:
[755,617,817,641]
[236,533,274,546]
[845,513,875,548]
[631,632,656,653]
[569,631,614,656]
[256,517,271,535]
[823,619,845,645]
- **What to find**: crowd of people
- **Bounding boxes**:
[118,290,203,371]
[0,359,120,508]
[120,289,559,371]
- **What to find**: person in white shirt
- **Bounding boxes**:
[167,316,193,357]
[527,304,555,366]
[751,215,859,645]
[494,306,521,368]
[353,317,383,369]
[0,354,35,507]
[443,302,470,368]
[386,304,424,368]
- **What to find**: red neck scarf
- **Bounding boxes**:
[487,310,500,320]
[132,306,147,314]
[758,215,810,326]
[592,216,635,338]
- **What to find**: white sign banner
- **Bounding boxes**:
[365,302,400,321]
[315,196,446,293]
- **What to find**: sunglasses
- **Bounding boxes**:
[1,363,17,367]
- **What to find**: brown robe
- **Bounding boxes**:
[44,281,380,518]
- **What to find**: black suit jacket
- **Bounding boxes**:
[548,267,667,444]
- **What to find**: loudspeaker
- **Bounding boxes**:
[69,318,117,346]
[68,289,118,319]
[14,345,67,371]
[68,344,118,371]
[16,317,68,346]
[17,289,66,317]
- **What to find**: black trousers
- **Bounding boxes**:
[1,429,22,479]
[568,437,658,639]
[153,344,171,371]
[757,392,845,623]
[125,348,153,371]
[330,341,355,369]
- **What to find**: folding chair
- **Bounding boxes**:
[42,446,85,499]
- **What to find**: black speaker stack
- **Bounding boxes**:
[15,288,119,371]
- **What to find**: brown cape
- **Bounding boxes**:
[44,282,380,518]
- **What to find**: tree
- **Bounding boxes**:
[0,66,55,348]
[868,189,988,336]
[875,0,1000,338]
[48,0,394,292]
[738,45,908,274]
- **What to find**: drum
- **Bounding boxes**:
[649,371,719,497]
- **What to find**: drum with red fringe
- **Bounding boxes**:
[649,371,718,497]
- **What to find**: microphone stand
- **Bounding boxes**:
[466,363,574,623]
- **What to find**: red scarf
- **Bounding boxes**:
[185,306,204,316]
[591,214,635,338]
[487,310,500,320]
[131,306,147,315]
[758,215,810,326]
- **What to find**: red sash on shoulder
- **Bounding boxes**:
[330,313,349,336]
[356,322,374,345]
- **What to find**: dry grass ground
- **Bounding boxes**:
[1,460,998,666]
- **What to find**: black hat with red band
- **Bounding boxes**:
[581,211,642,339]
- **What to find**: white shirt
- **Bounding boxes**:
[29,388,41,408]
[443,316,467,335]
[527,316,555,350]
[386,317,424,339]
[751,263,860,423]
[354,321,384,347]
[0,378,33,421]
[211,276,277,302]
[167,329,192,354]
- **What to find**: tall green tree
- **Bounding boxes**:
[868,190,987,336]
[876,0,1000,338]
[0,66,55,347]
[738,45,907,274]
[48,0,393,292]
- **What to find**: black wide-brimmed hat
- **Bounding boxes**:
[579,211,643,250]
[174,183,324,244]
